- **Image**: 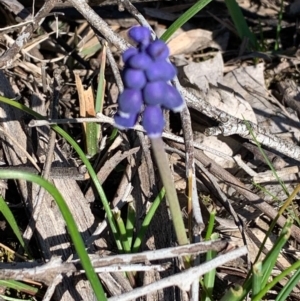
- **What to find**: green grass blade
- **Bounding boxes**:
[160,0,213,42]
[205,209,216,241]
[95,45,106,115]
[275,268,300,301]
[126,202,136,249]
[0,95,122,251]
[274,0,284,51]
[252,260,300,301]
[224,0,258,49]
[252,261,263,297]
[261,220,291,287]
[132,187,165,252]
[202,232,218,301]
[92,43,106,153]
[0,280,39,296]
[0,196,29,255]
[0,170,106,301]
[113,209,130,253]
[85,122,98,157]
[229,220,292,301]
[0,295,32,301]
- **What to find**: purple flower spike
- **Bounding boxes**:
[161,85,184,112]
[118,89,143,115]
[128,26,151,46]
[143,81,168,106]
[127,52,152,70]
[142,105,165,138]
[146,39,169,60]
[122,48,138,63]
[145,60,177,82]
[114,113,138,130]
[122,68,147,89]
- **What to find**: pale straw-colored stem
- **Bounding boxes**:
[151,137,189,246]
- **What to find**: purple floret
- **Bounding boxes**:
[142,105,165,138]
[122,68,147,89]
[143,81,168,106]
[161,84,184,112]
[118,89,143,115]
[145,60,177,82]
[127,52,153,70]
[128,26,151,46]
[115,26,183,134]
[114,112,138,130]
[146,39,169,60]
[122,48,138,63]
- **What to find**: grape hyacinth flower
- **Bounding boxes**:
[114,26,189,249]
[114,25,184,137]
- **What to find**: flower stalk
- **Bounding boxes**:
[114,25,189,248]
[151,137,189,246]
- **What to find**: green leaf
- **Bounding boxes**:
[0,280,39,296]
[132,187,165,252]
[126,202,136,249]
[85,122,98,157]
[0,196,29,255]
[161,0,213,42]
[275,268,300,301]
[0,170,107,301]
[224,0,258,49]
[252,261,263,297]
[0,95,122,252]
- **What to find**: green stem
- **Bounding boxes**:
[132,187,165,252]
[150,137,189,246]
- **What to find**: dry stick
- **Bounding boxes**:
[175,81,204,230]
[29,115,235,162]
[173,80,203,301]
[108,246,248,301]
[0,0,32,22]
[0,0,58,69]
[183,87,300,161]
[23,70,61,245]
[104,40,123,92]
[0,240,228,282]
[42,274,63,301]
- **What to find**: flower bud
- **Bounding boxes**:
[146,39,169,60]
[122,68,147,89]
[114,112,138,129]
[142,105,165,138]
[118,89,143,115]
[127,52,152,70]
[145,60,176,82]
[143,81,168,106]
[128,26,151,46]
[161,85,184,112]
[122,48,138,63]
